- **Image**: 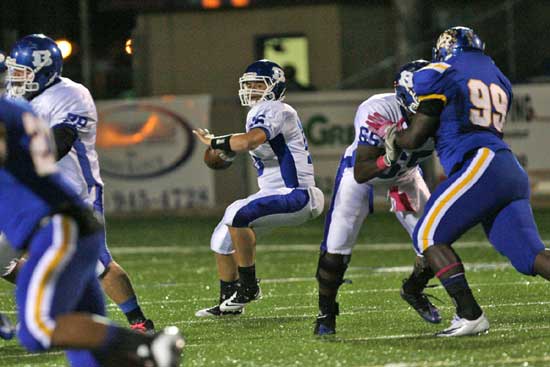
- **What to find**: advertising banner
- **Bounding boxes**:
[96,95,213,213]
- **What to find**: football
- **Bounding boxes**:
[203,147,234,170]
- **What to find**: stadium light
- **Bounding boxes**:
[231,0,250,7]
[125,38,133,55]
[56,39,73,59]
[202,0,221,9]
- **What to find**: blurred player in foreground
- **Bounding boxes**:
[0,97,184,366]
[2,34,154,333]
[194,59,324,316]
[389,26,550,336]
[313,60,440,335]
[0,312,15,340]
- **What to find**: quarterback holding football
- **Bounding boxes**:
[193,59,324,316]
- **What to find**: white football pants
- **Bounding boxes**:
[211,186,324,254]
[321,166,429,255]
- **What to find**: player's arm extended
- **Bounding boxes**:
[226,128,267,152]
[193,128,267,153]
[395,100,443,149]
[52,124,78,159]
[353,144,386,183]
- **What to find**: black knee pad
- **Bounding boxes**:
[413,256,435,279]
[316,252,351,289]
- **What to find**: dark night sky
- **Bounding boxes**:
[0,0,136,97]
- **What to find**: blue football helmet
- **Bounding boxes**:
[238,59,286,106]
[432,26,485,62]
[394,59,430,114]
[5,34,63,98]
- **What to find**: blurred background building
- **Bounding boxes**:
[2,0,549,98]
[1,0,549,213]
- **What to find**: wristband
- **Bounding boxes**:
[376,155,390,170]
[211,134,233,152]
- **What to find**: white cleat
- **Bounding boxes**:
[436,313,489,337]
[195,304,243,318]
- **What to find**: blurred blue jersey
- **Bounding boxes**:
[0,98,84,249]
[413,51,513,175]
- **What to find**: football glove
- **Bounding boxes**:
[383,125,402,166]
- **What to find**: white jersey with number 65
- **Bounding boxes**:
[349,93,434,184]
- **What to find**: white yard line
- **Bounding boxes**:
[367,351,550,367]
[0,351,64,360]
[124,263,525,290]
[263,261,537,283]
[0,271,543,314]
[2,241,549,364]
[1,303,550,363]
[177,299,550,327]
[181,323,550,349]
[108,240,522,255]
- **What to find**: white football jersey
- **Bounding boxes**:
[246,100,315,190]
[30,77,103,206]
[348,93,433,184]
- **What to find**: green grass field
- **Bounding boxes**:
[1,209,550,366]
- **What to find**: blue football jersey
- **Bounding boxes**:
[413,51,513,175]
[0,98,84,249]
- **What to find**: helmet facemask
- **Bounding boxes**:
[238,72,285,107]
[5,57,40,98]
[5,53,59,99]
[394,67,423,115]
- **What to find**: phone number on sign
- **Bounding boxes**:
[105,187,210,212]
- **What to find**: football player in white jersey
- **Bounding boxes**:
[3,34,154,333]
[193,59,324,316]
[314,60,441,335]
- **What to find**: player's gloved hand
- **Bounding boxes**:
[366,113,394,139]
[383,124,402,166]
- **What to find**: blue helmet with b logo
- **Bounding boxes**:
[432,26,485,62]
[6,34,63,98]
[238,59,286,107]
[394,59,430,114]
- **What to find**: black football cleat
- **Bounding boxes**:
[314,313,337,336]
[314,302,339,336]
[219,281,262,312]
[400,287,442,324]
